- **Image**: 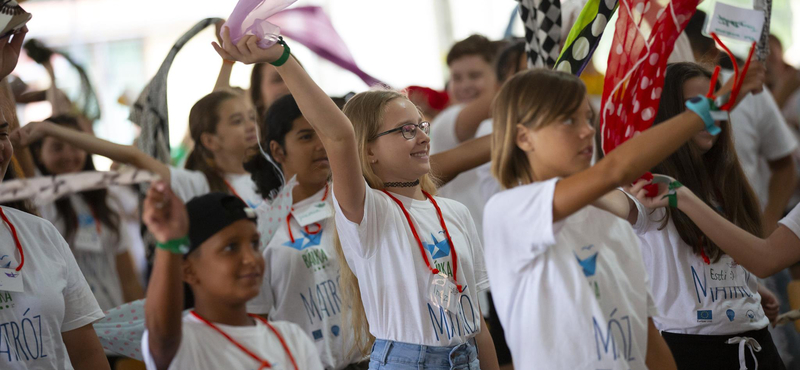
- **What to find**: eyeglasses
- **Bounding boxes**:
[372,121,430,140]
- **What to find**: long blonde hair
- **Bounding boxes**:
[491,69,586,189]
[334,90,438,356]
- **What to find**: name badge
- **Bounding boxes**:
[0,269,23,293]
[74,215,102,252]
[428,272,461,313]
[705,2,764,43]
[293,201,333,227]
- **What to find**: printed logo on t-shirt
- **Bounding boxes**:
[690,265,754,304]
[592,307,637,363]
[575,245,601,299]
[726,309,736,321]
[424,232,451,259]
[283,228,324,251]
[0,293,51,363]
[697,310,713,322]
[746,310,757,322]
[0,255,9,269]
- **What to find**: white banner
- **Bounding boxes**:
[705,2,764,43]
[0,170,159,206]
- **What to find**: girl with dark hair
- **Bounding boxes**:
[251,62,290,121]
[14,91,263,207]
[28,115,144,312]
[598,62,784,369]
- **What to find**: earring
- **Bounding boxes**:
[371,159,377,164]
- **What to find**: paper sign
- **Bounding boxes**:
[292,201,333,227]
[705,2,764,43]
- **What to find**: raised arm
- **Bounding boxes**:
[142,182,190,370]
[551,63,765,222]
[430,134,491,185]
[11,120,171,182]
[213,29,366,222]
[453,87,495,142]
[675,186,800,278]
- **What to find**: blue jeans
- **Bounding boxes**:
[368,339,481,370]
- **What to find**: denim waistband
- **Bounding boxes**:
[370,338,479,368]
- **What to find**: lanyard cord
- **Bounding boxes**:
[287,184,329,243]
[190,311,299,370]
[0,207,24,271]
[381,189,462,292]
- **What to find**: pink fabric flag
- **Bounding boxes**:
[224,0,297,48]
[270,6,385,87]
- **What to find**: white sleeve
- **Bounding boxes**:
[462,206,490,292]
[754,89,799,160]
[430,105,465,154]
[778,203,800,238]
[624,191,659,235]
[54,224,105,331]
[331,181,389,258]
[483,178,559,258]
[169,167,211,203]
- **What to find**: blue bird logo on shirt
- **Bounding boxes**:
[575,251,599,277]
[282,228,324,251]
[424,232,451,259]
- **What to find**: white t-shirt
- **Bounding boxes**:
[332,183,490,346]
[779,202,800,237]
[628,195,768,335]
[169,167,263,208]
[39,194,132,311]
[430,104,487,239]
[725,74,799,207]
[142,315,323,370]
[483,179,655,369]
[0,206,104,369]
[474,118,501,203]
[247,187,362,369]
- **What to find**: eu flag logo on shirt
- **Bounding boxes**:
[424,232,451,259]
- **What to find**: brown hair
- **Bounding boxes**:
[332,90,438,356]
[651,62,762,262]
[183,91,240,193]
[446,34,498,66]
[30,115,121,245]
[491,69,587,188]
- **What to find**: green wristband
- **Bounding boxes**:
[660,181,684,208]
[270,37,291,67]
[156,236,190,255]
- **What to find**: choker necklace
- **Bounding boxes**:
[384,179,420,188]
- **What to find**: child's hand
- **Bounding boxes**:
[738,61,765,96]
[143,182,189,243]
[10,120,53,148]
[623,176,674,209]
[0,26,26,80]
[211,26,285,65]
[760,286,780,326]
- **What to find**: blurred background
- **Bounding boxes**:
[17,0,800,169]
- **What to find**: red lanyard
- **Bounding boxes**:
[224,179,245,204]
[381,189,462,292]
[190,311,299,370]
[287,184,329,244]
[0,207,24,271]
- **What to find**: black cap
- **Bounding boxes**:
[185,192,257,255]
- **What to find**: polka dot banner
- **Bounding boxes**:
[255,176,298,252]
[600,0,699,156]
[555,0,618,76]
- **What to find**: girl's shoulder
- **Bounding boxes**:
[485,178,558,215]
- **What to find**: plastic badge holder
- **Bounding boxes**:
[428,272,461,313]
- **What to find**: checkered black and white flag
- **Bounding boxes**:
[518,0,562,68]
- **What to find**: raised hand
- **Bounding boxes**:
[10,120,53,148]
[143,182,189,243]
[623,176,675,209]
[211,26,284,65]
[0,26,26,80]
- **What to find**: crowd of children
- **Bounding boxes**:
[3,1,800,370]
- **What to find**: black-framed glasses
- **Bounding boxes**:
[372,121,430,140]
